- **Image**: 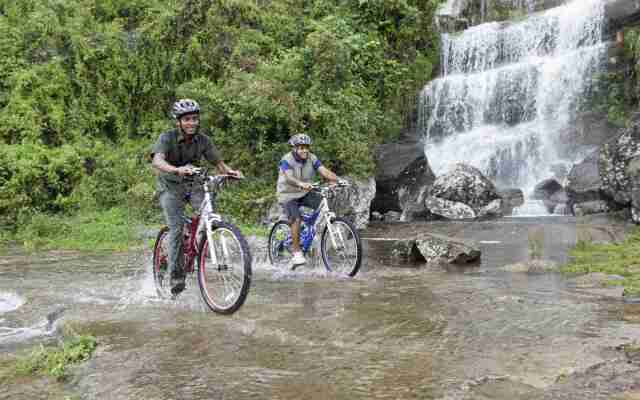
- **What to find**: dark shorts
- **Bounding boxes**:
[283,192,322,223]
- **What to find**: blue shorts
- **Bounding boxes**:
[283,192,322,223]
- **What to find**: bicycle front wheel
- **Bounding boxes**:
[197,222,252,314]
[152,227,171,297]
[320,217,362,277]
[267,220,293,268]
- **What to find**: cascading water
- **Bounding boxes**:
[421,0,606,215]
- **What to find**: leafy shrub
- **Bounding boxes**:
[0,0,443,230]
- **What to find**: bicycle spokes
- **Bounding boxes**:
[153,228,172,298]
[198,223,251,314]
[321,218,362,277]
[268,221,293,267]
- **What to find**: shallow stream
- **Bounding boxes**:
[1,217,639,399]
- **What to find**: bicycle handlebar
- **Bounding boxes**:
[310,179,350,194]
[185,167,242,190]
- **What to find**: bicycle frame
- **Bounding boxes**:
[173,173,233,273]
[295,187,341,255]
[194,176,226,267]
[181,214,200,273]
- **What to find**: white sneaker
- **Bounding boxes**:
[291,252,306,266]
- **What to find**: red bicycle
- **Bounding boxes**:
[152,169,252,314]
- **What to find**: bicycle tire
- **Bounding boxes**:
[197,221,252,314]
[152,227,171,297]
[267,220,293,268]
[320,217,362,277]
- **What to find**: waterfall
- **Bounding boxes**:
[420,0,606,215]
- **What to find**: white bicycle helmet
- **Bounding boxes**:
[172,99,200,120]
[288,133,312,146]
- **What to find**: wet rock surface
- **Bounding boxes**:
[628,155,640,224]
[600,115,640,207]
[424,163,503,220]
[372,140,433,214]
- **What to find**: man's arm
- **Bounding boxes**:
[318,165,338,183]
[215,160,244,178]
[152,153,193,176]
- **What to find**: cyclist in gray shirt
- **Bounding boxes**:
[151,99,242,294]
[276,133,341,267]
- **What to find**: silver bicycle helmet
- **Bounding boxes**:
[172,99,200,120]
[288,133,312,146]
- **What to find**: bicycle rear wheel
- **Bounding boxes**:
[197,222,252,314]
[320,217,362,277]
[267,220,293,268]
[152,227,171,297]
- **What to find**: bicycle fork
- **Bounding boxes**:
[200,192,229,270]
[320,204,344,251]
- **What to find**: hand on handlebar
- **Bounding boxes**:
[337,178,348,186]
[299,182,314,191]
[176,165,197,176]
[227,169,244,179]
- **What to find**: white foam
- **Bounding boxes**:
[0,292,25,313]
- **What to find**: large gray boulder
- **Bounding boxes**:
[398,185,432,222]
[426,163,502,220]
[414,232,481,264]
[532,179,563,200]
[372,140,436,215]
[362,232,481,265]
[498,188,524,215]
[567,115,640,218]
[424,196,477,220]
[567,149,606,213]
[600,116,640,206]
[327,177,376,229]
[606,0,640,31]
[627,155,640,223]
[532,178,568,214]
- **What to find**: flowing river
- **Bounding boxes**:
[2,217,640,399]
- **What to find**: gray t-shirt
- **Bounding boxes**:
[276,151,322,204]
[151,129,221,193]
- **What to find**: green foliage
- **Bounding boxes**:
[14,335,97,381]
[0,0,442,237]
[0,143,84,225]
[217,178,275,225]
[14,207,136,252]
[623,27,640,121]
[563,227,640,296]
[582,68,636,129]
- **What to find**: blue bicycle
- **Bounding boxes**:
[267,182,362,277]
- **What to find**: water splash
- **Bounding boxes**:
[0,292,25,313]
[0,308,64,346]
[420,0,606,210]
